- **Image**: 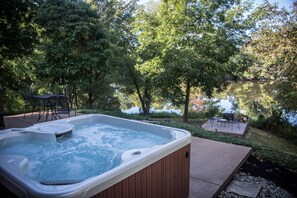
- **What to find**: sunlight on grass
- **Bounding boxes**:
[246,127,297,155]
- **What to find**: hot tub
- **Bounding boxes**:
[0,114,191,198]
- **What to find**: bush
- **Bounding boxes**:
[205,105,220,118]
[249,110,297,145]
[148,112,180,118]
[249,115,268,129]
[187,111,207,119]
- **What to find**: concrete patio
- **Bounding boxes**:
[1,113,251,197]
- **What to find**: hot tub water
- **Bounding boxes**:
[0,114,191,198]
[0,122,172,183]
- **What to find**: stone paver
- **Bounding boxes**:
[226,180,262,198]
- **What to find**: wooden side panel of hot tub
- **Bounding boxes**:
[92,144,191,198]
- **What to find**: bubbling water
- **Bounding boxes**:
[0,122,172,182]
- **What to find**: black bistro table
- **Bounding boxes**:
[34,94,66,121]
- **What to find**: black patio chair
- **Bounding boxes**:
[44,96,58,121]
[52,96,71,119]
[23,95,41,119]
[223,113,234,121]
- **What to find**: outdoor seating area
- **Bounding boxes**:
[202,113,248,137]
[23,94,73,122]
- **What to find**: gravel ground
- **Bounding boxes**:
[219,172,295,198]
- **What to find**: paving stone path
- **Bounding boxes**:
[219,172,294,198]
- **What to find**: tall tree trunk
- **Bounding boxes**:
[130,71,148,115]
[183,82,191,123]
[134,83,147,115]
[88,91,93,108]
[143,86,151,115]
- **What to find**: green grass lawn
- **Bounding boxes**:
[246,127,297,155]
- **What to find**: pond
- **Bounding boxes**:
[119,81,297,125]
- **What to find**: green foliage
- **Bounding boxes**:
[249,108,297,144]
[204,105,220,118]
[2,89,24,115]
[187,111,206,119]
[0,0,38,113]
[148,112,181,118]
[245,2,297,111]
[0,0,37,62]
[35,0,113,108]
[112,5,163,115]
[136,0,254,122]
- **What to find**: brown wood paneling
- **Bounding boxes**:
[140,167,147,198]
[122,177,129,198]
[114,183,122,198]
[156,159,162,198]
[151,162,157,198]
[134,171,141,198]
[146,165,152,198]
[92,144,191,198]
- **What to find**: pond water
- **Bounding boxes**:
[120,81,297,125]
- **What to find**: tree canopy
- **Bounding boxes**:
[35,0,113,108]
[133,0,254,121]
[246,2,297,111]
[0,0,38,89]
[0,0,296,124]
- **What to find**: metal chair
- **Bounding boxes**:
[52,96,71,119]
[209,117,217,126]
[23,95,41,119]
[223,113,234,121]
[44,96,58,121]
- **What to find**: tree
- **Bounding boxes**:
[138,0,253,122]
[246,2,297,111]
[128,6,163,115]
[87,0,158,114]
[0,0,37,63]
[35,0,112,108]
[85,0,145,112]
[0,0,38,113]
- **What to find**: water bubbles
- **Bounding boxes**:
[0,122,172,181]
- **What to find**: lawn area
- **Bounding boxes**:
[246,127,297,155]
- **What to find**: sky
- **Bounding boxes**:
[254,0,295,10]
[138,0,296,10]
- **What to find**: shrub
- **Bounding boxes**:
[205,105,220,118]
[187,111,207,119]
[249,110,297,145]
[148,112,180,118]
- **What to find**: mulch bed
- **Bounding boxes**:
[239,155,297,197]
